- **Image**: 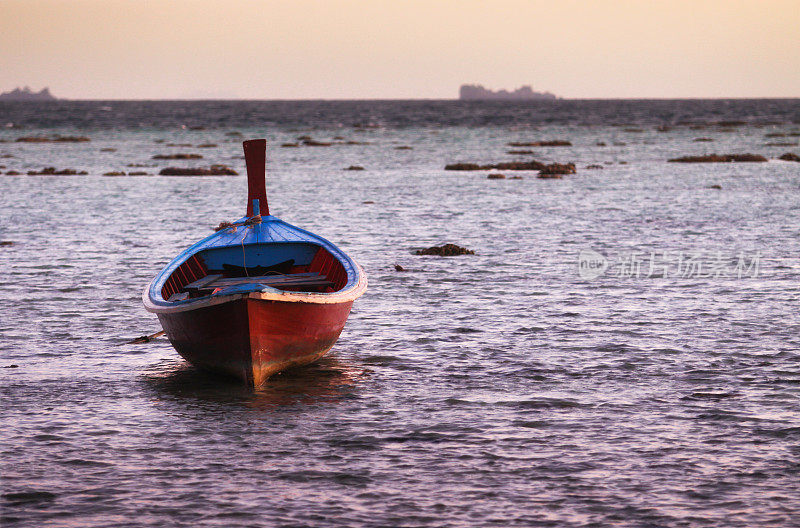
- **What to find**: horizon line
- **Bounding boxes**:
[3,96,799,102]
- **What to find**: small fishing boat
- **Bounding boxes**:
[143,139,367,386]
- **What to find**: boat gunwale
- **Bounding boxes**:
[144,215,366,314]
[143,262,367,314]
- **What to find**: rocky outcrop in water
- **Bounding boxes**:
[779,153,800,162]
[415,244,475,256]
[508,140,571,147]
[152,153,202,160]
[445,160,547,171]
[159,165,237,176]
[459,84,557,101]
[539,163,576,175]
[26,167,87,175]
[0,86,57,101]
[668,154,767,163]
[16,135,89,143]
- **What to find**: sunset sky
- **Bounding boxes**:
[1,0,798,99]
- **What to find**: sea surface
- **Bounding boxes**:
[1,99,800,527]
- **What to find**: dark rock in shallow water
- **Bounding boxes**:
[539,162,576,175]
[53,136,90,143]
[103,171,126,176]
[415,244,475,256]
[394,146,413,150]
[0,241,14,246]
[487,173,506,179]
[159,165,237,176]
[128,171,150,176]
[507,150,534,155]
[766,142,798,147]
[281,143,300,147]
[508,140,571,147]
[708,184,723,189]
[585,164,604,169]
[445,163,484,171]
[394,264,406,272]
[15,136,52,143]
[27,167,87,175]
[779,153,800,162]
[344,165,365,171]
[152,153,202,160]
[668,154,767,163]
[4,170,20,175]
[537,173,563,179]
[100,148,116,152]
[493,161,547,171]
[693,137,714,142]
[445,160,547,171]
[15,135,90,143]
[197,143,217,148]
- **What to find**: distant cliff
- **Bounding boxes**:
[0,87,58,101]
[459,84,557,101]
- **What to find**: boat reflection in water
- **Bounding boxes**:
[141,355,370,408]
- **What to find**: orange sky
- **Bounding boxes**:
[1,0,798,99]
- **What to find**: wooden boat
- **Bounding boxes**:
[143,139,367,386]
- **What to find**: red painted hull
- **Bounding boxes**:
[157,297,353,386]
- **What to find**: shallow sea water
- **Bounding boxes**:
[1,100,800,527]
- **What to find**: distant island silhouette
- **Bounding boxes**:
[0,87,58,101]
[459,84,557,101]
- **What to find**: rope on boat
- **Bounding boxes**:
[213,215,262,232]
[123,330,165,345]
[213,214,262,277]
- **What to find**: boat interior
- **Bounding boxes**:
[161,242,349,302]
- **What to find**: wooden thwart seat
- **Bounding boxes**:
[182,272,334,293]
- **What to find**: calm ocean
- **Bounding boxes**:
[2,99,800,527]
